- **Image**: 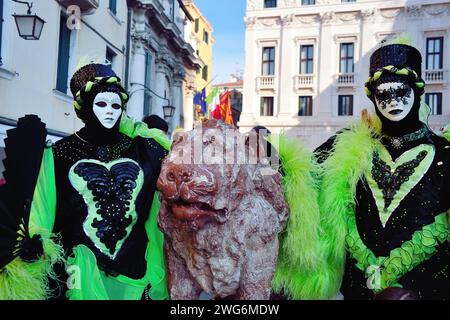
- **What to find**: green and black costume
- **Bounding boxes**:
[0,64,171,300]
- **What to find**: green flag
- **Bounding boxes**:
[206,87,219,104]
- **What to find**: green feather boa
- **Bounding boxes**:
[269,134,337,299]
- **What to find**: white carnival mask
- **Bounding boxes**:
[93,92,122,129]
[374,82,415,122]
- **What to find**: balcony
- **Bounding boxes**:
[336,73,355,87]
[425,69,446,84]
[256,76,276,91]
[295,74,315,90]
[57,0,99,14]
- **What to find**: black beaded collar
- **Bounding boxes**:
[381,124,431,150]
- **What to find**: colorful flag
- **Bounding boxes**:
[206,87,219,104]
[211,104,221,120]
[220,92,234,126]
[200,88,208,114]
[193,91,202,106]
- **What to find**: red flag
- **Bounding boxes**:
[220,92,234,126]
[211,104,221,120]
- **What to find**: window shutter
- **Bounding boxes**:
[56,15,71,93]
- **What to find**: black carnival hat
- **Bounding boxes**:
[365,44,425,97]
[70,63,129,118]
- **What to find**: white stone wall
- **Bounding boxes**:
[0,0,129,176]
[241,0,450,149]
[127,0,197,134]
[0,0,128,136]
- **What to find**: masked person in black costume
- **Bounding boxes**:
[273,38,449,301]
[311,40,450,300]
[0,63,171,300]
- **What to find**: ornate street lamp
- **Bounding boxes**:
[163,105,176,120]
[12,0,46,40]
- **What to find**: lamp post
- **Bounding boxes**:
[130,82,177,122]
[12,0,46,40]
[163,105,176,121]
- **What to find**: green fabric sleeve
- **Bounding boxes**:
[144,191,169,300]
[120,112,172,151]
[0,147,64,300]
[29,147,57,238]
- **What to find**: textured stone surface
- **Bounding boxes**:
[157,120,289,300]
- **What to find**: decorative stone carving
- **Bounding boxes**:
[380,8,403,19]
[296,14,320,25]
[406,5,422,18]
[336,12,360,23]
[156,47,176,70]
[244,16,257,29]
[423,4,448,16]
[360,8,376,20]
[185,72,197,94]
[173,64,186,86]
[258,17,281,28]
[157,120,289,300]
[281,14,295,27]
[320,11,336,24]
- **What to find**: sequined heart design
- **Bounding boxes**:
[366,144,435,228]
[69,158,144,259]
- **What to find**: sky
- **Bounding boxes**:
[194,0,247,85]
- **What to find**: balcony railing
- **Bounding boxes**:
[295,74,314,89]
[57,0,99,14]
[337,73,355,87]
[425,69,446,84]
[256,76,276,91]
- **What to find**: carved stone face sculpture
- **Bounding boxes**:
[93,92,122,129]
[157,120,289,300]
[374,82,415,122]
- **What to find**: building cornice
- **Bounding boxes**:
[244,1,450,29]
[129,0,199,70]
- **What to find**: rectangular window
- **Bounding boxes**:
[338,95,353,116]
[300,45,314,74]
[340,43,354,73]
[105,47,116,67]
[144,53,152,116]
[426,93,442,115]
[56,15,72,94]
[194,18,199,33]
[202,65,208,81]
[0,0,3,66]
[302,0,316,5]
[260,97,274,116]
[203,30,209,44]
[109,0,117,15]
[262,47,275,75]
[264,0,277,8]
[299,96,313,116]
[426,37,444,70]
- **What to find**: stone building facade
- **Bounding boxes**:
[241,0,450,148]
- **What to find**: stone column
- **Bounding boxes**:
[240,16,257,130]
[153,63,167,119]
[127,10,147,121]
[183,72,196,131]
[170,66,185,133]
[278,14,295,117]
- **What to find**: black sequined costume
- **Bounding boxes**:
[316,130,450,300]
[52,133,167,282]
